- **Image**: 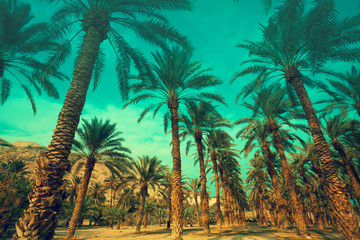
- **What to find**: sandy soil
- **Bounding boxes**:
[54,223,344,240]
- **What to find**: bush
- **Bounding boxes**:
[0,162,31,235]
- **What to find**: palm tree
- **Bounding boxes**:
[290,141,325,229]
[246,153,276,226]
[15,1,192,238]
[0,0,66,114]
[124,155,166,232]
[186,177,201,227]
[238,85,309,236]
[231,1,360,237]
[320,66,360,118]
[217,147,242,225]
[125,46,224,239]
[0,159,29,176]
[180,101,230,233]
[66,117,131,239]
[235,119,289,228]
[65,175,82,204]
[105,174,122,207]
[154,207,166,227]
[88,182,107,205]
[324,117,360,204]
[205,129,233,228]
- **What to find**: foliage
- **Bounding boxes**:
[0,0,67,114]
[0,160,31,234]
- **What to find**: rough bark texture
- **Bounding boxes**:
[262,142,288,228]
[66,158,96,239]
[288,73,360,240]
[211,151,222,228]
[136,189,146,232]
[169,103,184,240]
[301,168,321,228]
[194,193,201,227]
[194,132,210,233]
[270,125,309,237]
[14,23,104,240]
[333,142,360,205]
[166,189,172,229]
[260,173,276,226]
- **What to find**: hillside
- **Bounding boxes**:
[0,139,111,186]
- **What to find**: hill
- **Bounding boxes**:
[0,138,13,147]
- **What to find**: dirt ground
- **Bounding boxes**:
[53,223,344,240]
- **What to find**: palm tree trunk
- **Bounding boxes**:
[260,174,276,226]
[220,171,229,225]
[194,194,201,227]
[136,190,146,232]
[333,142,360,204]
[14,25,104,240]
[66,158,96,239]
[270,126,309,236]
[211,151,222,228]
[261,141,288,228]
[300,168,321,227]
[288,73,359,239]
[257,183,266,226]
[167,192,172,229]
[168,104,184,240]
[110,188,113,207]
[194,133,210,233]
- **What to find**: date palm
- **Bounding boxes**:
[15,1,191,238]
[324,117,360,204]
[205,129,233,228]
[65,175,82,204]
[235,119,290,228]
[66,117,131,239]
[180,101,230,233]
[124,155,166,232]
[320,66,360,118]
[238,85,309,236]
[185,177,201,227]
[231,1,360,238]
[0,0,66,114]
[290,141,325,229]
[88,182,107,205]
[125,46,223,239]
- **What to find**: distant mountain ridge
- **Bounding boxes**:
[0,138,111,191]
[0,138,45,148]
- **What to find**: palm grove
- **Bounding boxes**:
[0,0,360,240]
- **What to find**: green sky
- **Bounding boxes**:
[0,0,358,192]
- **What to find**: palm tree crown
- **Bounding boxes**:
[0,0,67,113]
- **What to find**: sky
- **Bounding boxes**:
[0,0,359,194]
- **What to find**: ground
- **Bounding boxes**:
[53,223,344,240]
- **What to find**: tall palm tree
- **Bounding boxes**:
[15,1,191,238]
[238,85,309,236]
[125,46,224,239]
[235,119,290,228]
[0,0,67,114]
[180,101,230,233]
[124,156,166,232]
[205,129,233,228]
[231,1,360,238]
[66,117,131,239]
[324,117,360,204]
[290,142,325,229]
[65,175,82,204]
[105,174,125,207]
[88,182,107,205]
[246,153,276,226]
[185,177,201,227]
